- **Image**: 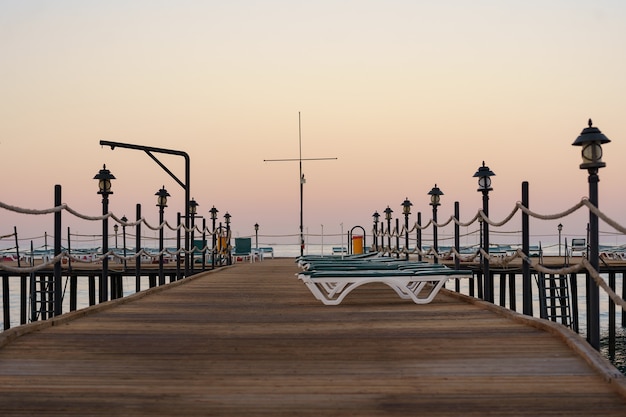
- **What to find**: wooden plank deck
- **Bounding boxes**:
[1,258,626,416]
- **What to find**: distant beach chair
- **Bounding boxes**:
[232,237,253,263]
[332,247,347,255]
[258,247,274,259]
[570,239,587,257]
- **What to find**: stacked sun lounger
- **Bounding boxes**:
[296,254,473,305]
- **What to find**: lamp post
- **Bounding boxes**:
[558,223,563,257]
[209,206,218,269]
[156,186,170,286]
[224,212,231,265]
[474,161,495,302]
[372,211,380,252]
[384,206,393,256]
[572,119,611,350]
[189,198,198,273]
[428,185,443,264]
[114,224,119,249]
[417,212,422,262]
[94,164,115,303]
[120,215,128,271]
[254,223,259,251]
[402,198,412,260]
[201,218,207,271]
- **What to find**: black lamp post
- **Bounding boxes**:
[473,162,495,302]
[209,206,218,269]
[417,212,422,262]
[120,215,128,271]
[428,185,443,264]
[189,198,198,273]
[572,119,611,350]
[114,224,119,249]
[558,223,563,257]
[372,211,380,252]
[156,186,170,286]
[254,223,259,251]
[224,212,231,265]
[401,198,412,260]
[384,206,393,256]
[94,164,115,303]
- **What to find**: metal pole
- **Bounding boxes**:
[387,217,392,255]
[454,202,460,274]
[298,113,304,257]
[159,205,165,286]
[135,204,141,293]
[432,206,438,264]
[417,212,422,262]
[54,185,62,316]
[483,190,492,303]
[202,218,207,271]
[211,216,216,269]
[587,169,600,349]
[101,193,109,303]
[522,182,532,316]
[404,213,410,260]
[190,210,195,275]
[122,222,127,271]
[176,212,182,280]
[373,220,378,251]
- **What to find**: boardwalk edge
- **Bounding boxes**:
[443,288,626,399]
[0,267,229,349]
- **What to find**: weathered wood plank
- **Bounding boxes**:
[0,259,625,416]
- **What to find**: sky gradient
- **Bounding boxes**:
[2,1,626,249]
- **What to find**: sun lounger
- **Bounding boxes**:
[297,267,473,305]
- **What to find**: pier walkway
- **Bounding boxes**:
[1,259,626,416]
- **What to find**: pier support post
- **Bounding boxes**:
[135,204,142,293]
[522,181,532,316]
[454,202,461,292]
[54,185,62,316]
[587,169,601,349]
[417,212,422,262]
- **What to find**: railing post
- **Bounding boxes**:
[454,202,460,292]
[177,212,182,280]
[54,185,62,316]
[622,272,626,328]
[417,212,422,262]
[2,273,8,330]
[609,272,616,358]
[135,204,142,293]
[522,181,532,316]
[570,273,579,333]
[587,170,600,349]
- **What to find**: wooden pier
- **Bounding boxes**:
[1,258,626,416]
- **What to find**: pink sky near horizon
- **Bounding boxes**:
[2,1,626,249]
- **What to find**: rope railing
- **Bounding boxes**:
[366,197,626,310]
[0,199,240,272]
[0,201,229,242]
[4,197,624,247]
[3,195,626,305]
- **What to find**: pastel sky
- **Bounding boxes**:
[2,0,626,249]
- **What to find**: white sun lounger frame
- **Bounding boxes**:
[297,270,472,305]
